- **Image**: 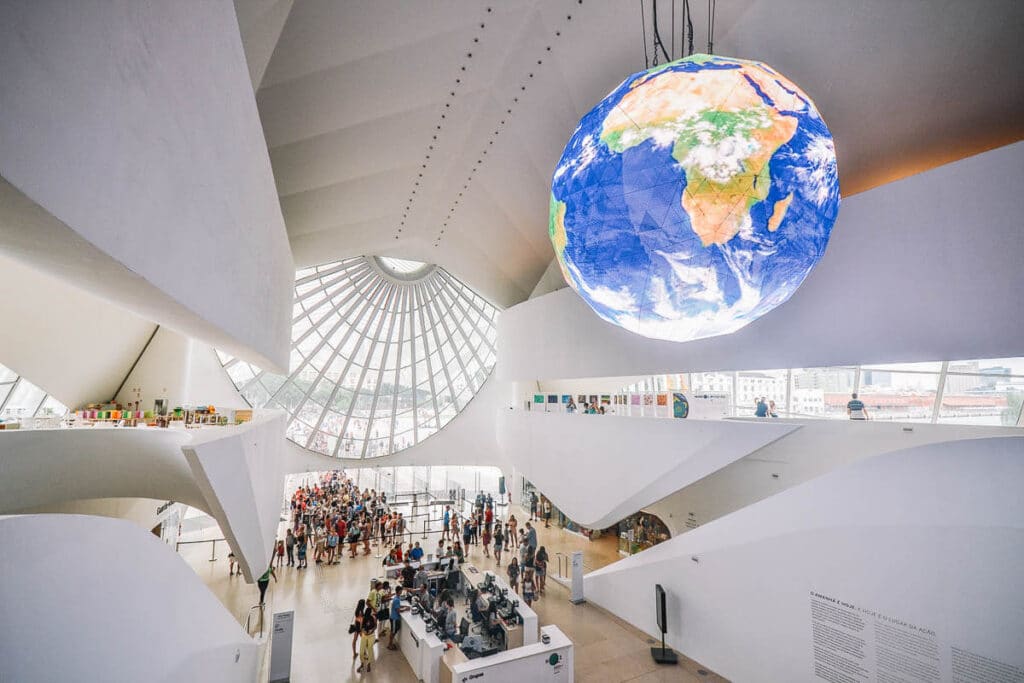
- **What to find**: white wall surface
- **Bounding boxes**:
[0,0,293,371]
[585,436,1024,683]
[17,496,175,534]
[0,427,202,514]
[115,332,250,412]
[0,514,259,683]
[644,418,1024,537]
[0,250,156,408]
[498,143,1024,380]
[497,410,797,529]
[183,412,287,582]
[0,415,286,581]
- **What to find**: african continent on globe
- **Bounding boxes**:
[550,54,840,342]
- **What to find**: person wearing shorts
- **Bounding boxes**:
[387,586,406,650]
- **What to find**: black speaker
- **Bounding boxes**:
[651,584,678,665]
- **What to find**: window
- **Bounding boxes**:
[0,363,68,421]
[628,358,1024,426]
[219,256,500,457]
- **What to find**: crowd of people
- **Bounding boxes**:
[243,473,559,676]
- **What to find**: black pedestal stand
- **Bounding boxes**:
[650,632,679,664]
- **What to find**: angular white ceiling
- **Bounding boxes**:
[241,0,1024,307]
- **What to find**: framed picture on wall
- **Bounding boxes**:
[547,394,558,403]
[643,394,654,406]
[656,393,668,406]
[577,394,586,405]
[588,395,598,405]
[600,395,611,405]
[630,394,641,406]
[533,394,544,404]
[561,394,571,404]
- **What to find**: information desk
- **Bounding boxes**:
[443,625,573,682]
[383,557,451,580]
[398,605,445,683]
[460,565,538,646]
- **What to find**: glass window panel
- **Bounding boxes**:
[789,367,856,419]
[36,395,68,417]
[226,362,256,386]
[1,380,46,419]
[217,255,499,457]
[947,358,1024,377]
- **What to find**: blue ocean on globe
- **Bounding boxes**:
[549,54,841,342]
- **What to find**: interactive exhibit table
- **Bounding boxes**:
[395,564,552,682]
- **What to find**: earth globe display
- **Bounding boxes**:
[549,54,840,342]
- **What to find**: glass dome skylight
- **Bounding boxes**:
[219,256,499,458]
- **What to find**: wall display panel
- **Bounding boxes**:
[219,257,499,458]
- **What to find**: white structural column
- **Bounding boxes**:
[183,412,288,582]
[0,0,293,372]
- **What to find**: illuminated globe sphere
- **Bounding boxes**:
[549,54,840,342]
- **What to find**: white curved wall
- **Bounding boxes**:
[0,251,156,408]
[644,418,1024,537]
[0,0,293,371]
[585,436,1024,683]
[0,514,260,683]
[497,411,798,528]
[0,428,201,513]
[499,142,1024,380]
[0,412,286,582]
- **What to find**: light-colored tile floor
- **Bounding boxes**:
[180,503,726,682]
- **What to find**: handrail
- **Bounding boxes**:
[175,537,227,562]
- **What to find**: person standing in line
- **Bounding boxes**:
[462,518,472,553]
[508,515,518,544]
[275,539,285,568]
[506,557,520,591]
[471,512,481,545]
[327,528,339,564]
[257,562,277,605]
[350,598,365,658]
[481,523,492,558]
[847,393,870,420]
[357,605,377,674]
[525,521,538,552]
[296,528,308,569]
[285,528,295,567]
[521,568,536,607]
[387,586,408,651]
[535,546,549,594]
[493,525,504,566]
[442,505,451,542]
[543,500,552,528]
